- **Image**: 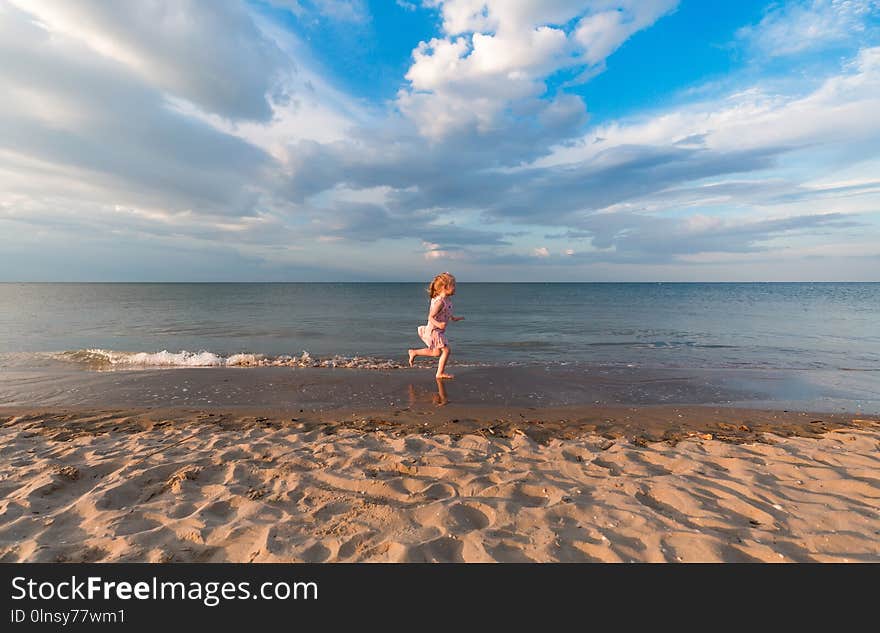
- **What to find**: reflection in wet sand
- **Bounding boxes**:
[408,378,449,407]
[434,378,448,406]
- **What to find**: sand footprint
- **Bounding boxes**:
[337,532,375,560]
[447,501,494,534]
[512,483,557,507]
[405,536,463,562]
[487,542,534,562]
[300,541,333,562]
[200,499,237,522]
[420,482,457,501]
[313,500,352,522]
[386,476,425,496]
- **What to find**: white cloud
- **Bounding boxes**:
[534,46,880,170]
[737,0,880,58]
[422,241,463,260]
[399,1,678,137]
[573,1,679,65]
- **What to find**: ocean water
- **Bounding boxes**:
[0,282,878,373]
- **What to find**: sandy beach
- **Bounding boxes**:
[2,404,877,563]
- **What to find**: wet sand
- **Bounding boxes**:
[2,363,878,413]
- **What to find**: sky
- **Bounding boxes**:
[1,0,879,281]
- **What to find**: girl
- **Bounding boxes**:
[408,272,464,379]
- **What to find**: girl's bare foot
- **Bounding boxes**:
[408,350,416,367]
[436,373,454,379]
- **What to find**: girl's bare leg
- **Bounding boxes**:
[436,347,453,379]
[409,347,440,366]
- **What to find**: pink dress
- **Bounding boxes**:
[418,295,452,350]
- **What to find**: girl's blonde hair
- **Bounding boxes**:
[428,272,456,298]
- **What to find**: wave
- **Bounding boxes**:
[585,341,738,349]
[55,349,406,370]
[482,341,557,349]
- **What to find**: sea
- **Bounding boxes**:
[0,282,877,372]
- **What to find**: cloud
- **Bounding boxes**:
[269,0,370,23]
[736,0,880,58]
[0,6,274,217]
[535,45,880,168]
[275,44,880,263]
[399,1,678,138]
[300,198,510,246]
[7,0,292,121]
[1,0,878,281]
[576,211,863,262]
[0,2,366,252]
[493,212,865,265]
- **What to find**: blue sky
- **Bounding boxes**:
[1,0,879,281]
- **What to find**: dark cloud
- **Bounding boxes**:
[479,145,784,222]
[495,212,865,265]
[283,94,589,205]
[307,202,509,245]
[0,219,376,281]
[284,136,786,229]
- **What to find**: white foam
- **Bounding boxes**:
[55,349,408,370]
[67,349,226,367]
[225,353,266,367]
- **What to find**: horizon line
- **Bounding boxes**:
[2,280,878,284]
